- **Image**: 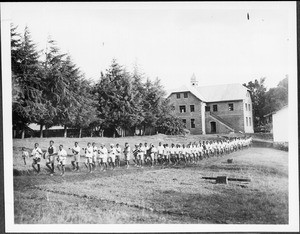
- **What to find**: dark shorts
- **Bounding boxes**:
[33,158,41,164]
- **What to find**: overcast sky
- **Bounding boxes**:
[2,2,296,90]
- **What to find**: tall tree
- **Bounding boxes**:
[40,37,67,137]
[95,59,137,137]
[73,79,98,138]
[52,55,83,137]
[12,25,45,138]
[263,77,288,115]
[243,77,267,127]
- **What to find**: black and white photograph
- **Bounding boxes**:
[1,1,298,233]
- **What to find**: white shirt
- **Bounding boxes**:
[108,147,116,156]
[31,147,43,158]
[72,146,80,155]
[157,145,164,154]
[86,146,93,157]
[115,146,122,156]
[58,149,67,158]
[92,146,98,156]
[99,147,108,156]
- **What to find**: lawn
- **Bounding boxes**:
[12,135,288,224]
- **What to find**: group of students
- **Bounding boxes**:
[21,137,252,176]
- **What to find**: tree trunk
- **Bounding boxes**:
[79,128,82,138]
[143,125,146,136]
[64,125,67,138]
[21,128,25,139]
[39,124,43,138]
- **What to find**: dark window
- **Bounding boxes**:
[182,119,186,128]
[176,93,180,99]
[190,105,195,112]
[228,103,234,111]
[246,117,248,126]
[249,117,251,126]
[191,119,195,128]
[245,103,247,111]
[205,106,210,112]
[184,92,188,98]
[213,104,218,112]
[248,104,251,111]
[179,105,186,113]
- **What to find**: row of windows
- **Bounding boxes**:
[176,92,188,99]
[182,119,195,128]
[205,103,234,112]
[246,117,252,126]
[245,103,251,111]
[179,105,195,113]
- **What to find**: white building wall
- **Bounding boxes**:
[273,107,288,142]
[243,90,254,133]
[201,102,206,134]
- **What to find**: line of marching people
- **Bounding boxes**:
[21,137,252,176]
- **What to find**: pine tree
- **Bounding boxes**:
[95,59,138,137]
[12,25,45,138]
[40,37,68,137]
[243,78,267,127]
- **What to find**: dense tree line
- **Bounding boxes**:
[11,24,184,138]
[243,76,288,130]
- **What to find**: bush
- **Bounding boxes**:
[156,115,185,135]
[273,142,288,151]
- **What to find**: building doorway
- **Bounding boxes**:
[210,122,216,133]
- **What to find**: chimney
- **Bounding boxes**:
[191,73,198,86]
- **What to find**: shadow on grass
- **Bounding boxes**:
[151,188,288,224]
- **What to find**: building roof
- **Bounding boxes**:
[167,83,250,103]
[167,85,207,102]
[195,83,249,102]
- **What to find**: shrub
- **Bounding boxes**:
[273,142,288,151]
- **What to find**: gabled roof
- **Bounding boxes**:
[167,83,249,103]
[167,85,207,102]
[195,83,250,103]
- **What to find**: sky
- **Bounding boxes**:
[2,2,296,91]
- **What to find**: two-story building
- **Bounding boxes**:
[167,77,254,134]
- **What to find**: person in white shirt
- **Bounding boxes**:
[142,143,149,165]
[30,143,43,174]
[92,142,98,170]
[163,144,170,165]
[21,147,29,165]
[157,142,164,164]
[45,140,57,175]
[169,144,176,165]
[108,144,116,170]
[57,144,68,176]
[149,144,156,167]
[115,143,122,168]
[84,142,93,173]
[181,144,187,164]
[123,142,131,169]
[138,143,144,168]
[99,144,108,171]
[71,142,81,171]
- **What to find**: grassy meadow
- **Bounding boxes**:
[13,134,288,224]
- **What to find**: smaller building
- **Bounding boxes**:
[272,106,288,142]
